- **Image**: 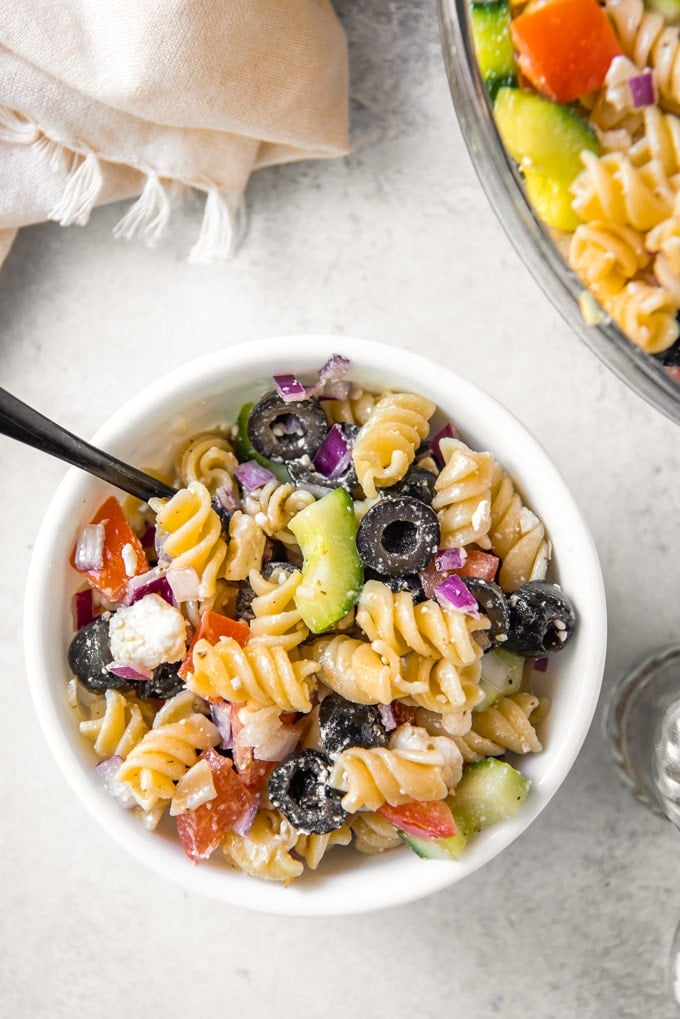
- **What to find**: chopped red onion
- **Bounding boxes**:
[73,589,95,630]
[318,353,351,385]
[96,756,138,809]
[273,373,313,403]
[214,484,239,515]
[533,657,549,673]
[431,422,457,466]
[210,700,233,749]
[434,547,467,572]
[377,703,398,732]
[167,567,201,602]
[125,567,175,606]
[108,661,155,681]
[434,575,479,616]
[629,71,655,108]
[234,459,275,491]
[140,523,156,549]
[74,522,105,571]
[231,793,260,837]
[313,423,352,478]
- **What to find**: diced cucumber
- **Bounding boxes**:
[398,759,531,860]
[470,1,517,101]
[493,86,600,230]
[477,648,525,709]
[450,758,531,834]
[398,828,469,860]
[232,402,290,483]
[288,487,364,633]
[646,0,680,24]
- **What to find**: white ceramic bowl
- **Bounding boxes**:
[24,335,606,916]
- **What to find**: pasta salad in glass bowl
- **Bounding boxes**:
[25,336,606,915]
[438,0,680,426]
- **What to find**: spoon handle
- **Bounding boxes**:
[0,387,177,502]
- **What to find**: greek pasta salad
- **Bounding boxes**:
[470,0,680,379]
[67,355,576,882]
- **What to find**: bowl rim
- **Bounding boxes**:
[437,0,680,428]
[23,334,607,916]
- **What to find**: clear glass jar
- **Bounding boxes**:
[437,0,680,427]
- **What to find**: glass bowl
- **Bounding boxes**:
[437,0,680,427]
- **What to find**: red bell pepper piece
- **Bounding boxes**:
[511,0,622,103]
[178,609,251,679]
[71,496,148,602]
[378,799,457,839]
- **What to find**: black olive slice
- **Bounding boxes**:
[356,496,440,577]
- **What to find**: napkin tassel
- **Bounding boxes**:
[49,151,103,227]
[113,171,171,245]
[0,105,41,145]
[189,187,244,265]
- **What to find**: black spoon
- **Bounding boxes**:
[0,387,177,502]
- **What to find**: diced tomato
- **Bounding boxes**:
[176,747,258,863]
[378,800,457,840]
[452,549,500,582]
[391,701,417,727]
[178,609,251,679]
[71,496,148,602]
[667,366,680,384]
[420,549,500,598]
[511,0,622,103]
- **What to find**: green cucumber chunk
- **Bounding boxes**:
[477,648,526,709]
[288,487,364,633]
[470,1,517,101]
[232,402,290,483]
[399,758,531,860]
[493,87,600,229]
[646,0,680,24]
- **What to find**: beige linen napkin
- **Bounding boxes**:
[0,0,348,268]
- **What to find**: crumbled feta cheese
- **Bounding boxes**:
[519,507,539,534]
[121,542,137,577]
[109,593,187,670]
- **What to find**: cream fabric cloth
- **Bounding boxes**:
[0,0,348,267]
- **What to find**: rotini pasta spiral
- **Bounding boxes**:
[222,809,303,883]
[489,463,551,593]
[604,0,680,113]
[247,567,309,651]
[568,220,650,295]
[432,437,494,549]
[571,150,675,232]
[152,481,227,600]
[79,688,150,760]
[606,279,680,352]
[328,724,460,811]
[187,636,318,712]
[242,480,315,548]
[351,812,404,854]
[294,826,353,870]
[322,386,378,426]
[629,105,680,173]
[402,655,483,720]
[223,510,267,582]
[115,712,220,811]
[351,391,436,499]
[453,693,547,763]
[356,580,489,666]
[310,635,428,705]
[174,430,239,496]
